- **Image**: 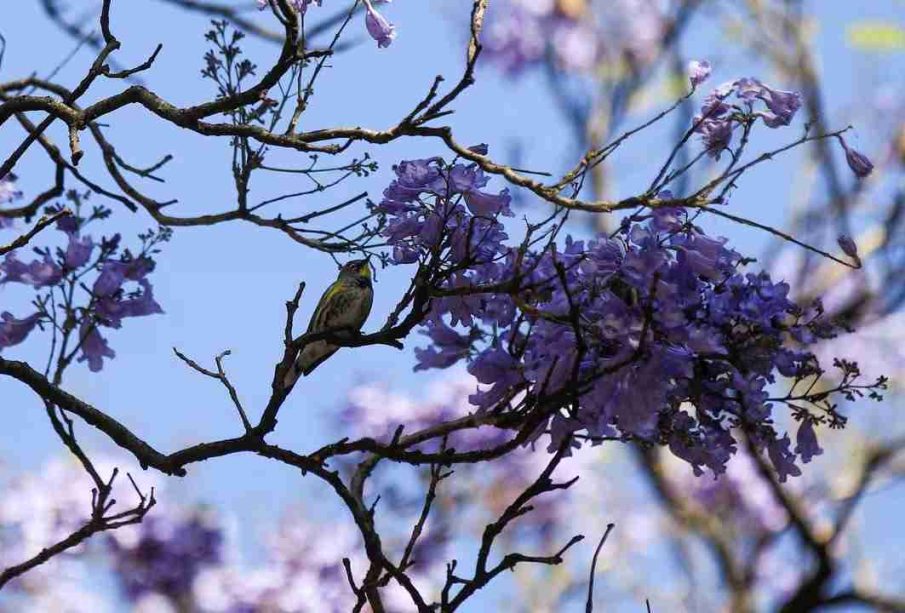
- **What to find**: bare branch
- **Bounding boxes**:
[173,348,253,432]
[0,208,70,256]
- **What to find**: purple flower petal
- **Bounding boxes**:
[837,235,859,260]
[767,434,802,482]
[64,234,94,270]
[838,137,874,178]
[688,60,711,87]
[365,1,396,48]
[464,188,513,218]
[794,419,823,464]
[756,84,801,127]
[0,253,62,288]
[0,312,41,350]
[93,262,127,297]
[77,325,116,372]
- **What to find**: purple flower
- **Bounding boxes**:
[96,280,164,328]
[755,83,801,127]
[56,214,80,235]
[693,78,802,157]
[467,346,523,410]
[767,434,802,482]
[696,118,734,158]
[732,78,801,126]
[837,235,858,259]
[482,0,666,74]
[392,244,420,264]
[836,234,861,267]
[0,174,22,205]
[381,158,442,207]
[383,214,424,245]
[0,253,63,288]
[64,234,94,270]
[794,419,823,464]
[109,512,223,601]
[700,82,735,118]
[119,279,164,319]
[650,205,683,232]
[675,231,735,280]
[464,188,514,218]
[93,263,127,297]
[77,325,116,372]
[733,77,762,101]
[440,164,489,195]
[688,60,711,87]
[414,320,474,370]
[93,257,155,297]
[0,312,41,350]
[551,20,599,72]
[838,137,874,178]
[364,1,396,48]
[483,6,547,75]
[126,256,155,280]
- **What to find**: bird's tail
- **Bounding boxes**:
[282,340,337,388]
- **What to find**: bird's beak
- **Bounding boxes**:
[359,261,372,279]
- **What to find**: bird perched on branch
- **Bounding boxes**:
[283,259,373,388]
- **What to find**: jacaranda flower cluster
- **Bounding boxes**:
[375,151,880,481]
[693,77,803,158]
[0,193,167,372]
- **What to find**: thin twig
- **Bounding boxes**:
[0,209,70,256]
[585,523,616,613]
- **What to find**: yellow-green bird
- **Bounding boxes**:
[283,259,374,388]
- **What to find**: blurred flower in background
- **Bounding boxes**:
[0,174,21,229]
[0,454,441,612]
[482,0,668,75]
[340,374,570,548]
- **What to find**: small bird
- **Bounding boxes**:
[283,259,374,388]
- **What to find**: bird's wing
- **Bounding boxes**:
[356,284,374,329]
[306,279,348,333]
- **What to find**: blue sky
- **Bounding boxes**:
[1,0,903,608]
